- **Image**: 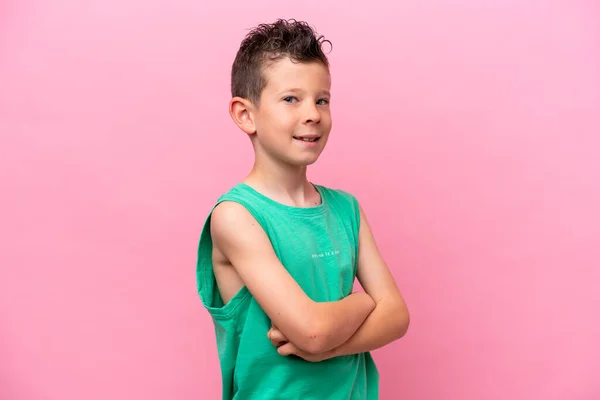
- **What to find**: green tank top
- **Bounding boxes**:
[196,183,379,400]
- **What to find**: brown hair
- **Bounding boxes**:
[231,19,331,104]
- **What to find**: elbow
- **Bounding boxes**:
[298,320,331,355]
[395,312,410,339]
[394,303,410,339]
[300,333,329,355]
[281,301,332,355]
[292,312,334,355]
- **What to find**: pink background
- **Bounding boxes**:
[1,1,599,399]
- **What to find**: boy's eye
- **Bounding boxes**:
[317,99,329,105]
[283,96,298,103]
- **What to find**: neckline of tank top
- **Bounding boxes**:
[233,182,328,216]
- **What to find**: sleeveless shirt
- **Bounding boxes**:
[196,183,379,399]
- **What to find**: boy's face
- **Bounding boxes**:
[250,57,332,167]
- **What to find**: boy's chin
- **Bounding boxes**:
[289,154,322,167]
[292,148,327,167]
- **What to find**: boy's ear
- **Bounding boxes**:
[229,96,257,135]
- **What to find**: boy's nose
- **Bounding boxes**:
[303,104,321,124]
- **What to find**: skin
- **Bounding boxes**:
[210,56,410,360]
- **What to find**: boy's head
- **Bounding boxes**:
[231,19,331,105]
[229,19,333,167]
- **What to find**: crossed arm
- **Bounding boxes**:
[210,200,410,360]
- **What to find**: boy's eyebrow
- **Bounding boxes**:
[279,88,331,97]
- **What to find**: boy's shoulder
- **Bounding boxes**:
[314,183,359,204]
[313,183,361,220]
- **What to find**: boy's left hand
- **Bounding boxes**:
[268,325,332,362]
[268,325,289,346]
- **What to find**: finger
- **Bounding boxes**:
[270,337,286,347]
[267,330,285,347]
[274,328,288,341]
[277,342,296,356]
[269,329,288,344]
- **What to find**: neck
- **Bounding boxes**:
[244,155,317,207]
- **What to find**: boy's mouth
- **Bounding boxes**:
[293,136,320,142]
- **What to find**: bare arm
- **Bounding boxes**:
[210,201,376,354]
[276,203,409,361]
[327,204,410,357]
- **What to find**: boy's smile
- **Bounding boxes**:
[293,135,321,148]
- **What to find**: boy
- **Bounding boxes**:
[196,19,409,400]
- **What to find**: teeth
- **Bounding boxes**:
[297,137,317,142]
